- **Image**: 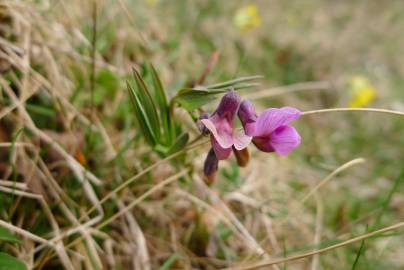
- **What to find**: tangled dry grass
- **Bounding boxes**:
[0,1,404,269]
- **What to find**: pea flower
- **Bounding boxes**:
[200,90,251,160]
[348,75,376,108]
[233,4,261,32]
[238,100,301,155]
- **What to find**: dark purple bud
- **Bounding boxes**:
[232,146,250,167]
[238,100,257,136]
[215,90,241,120]
[197,112,210,135]
[203,148,219,184]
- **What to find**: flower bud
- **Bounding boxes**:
[233,147,250,167]
[215,90,241,120]
[238,100,257,136]
[203,148,219,184]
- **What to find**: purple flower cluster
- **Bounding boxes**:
[200,90,301,183]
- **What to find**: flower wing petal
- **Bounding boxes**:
[233,129,252,150]
[255,107,301,136]
[269,125,301,155]
[201,117,233,149]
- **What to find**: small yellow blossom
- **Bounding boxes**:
[145,0,159,7]
[286,14,297,27]
[234,4,261,32]
[348,75,376,108]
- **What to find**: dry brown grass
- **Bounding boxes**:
[0,1,404,269]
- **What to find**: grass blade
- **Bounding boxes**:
[351,238,366,270]
[159,253,179,270]
[371,169,404,230]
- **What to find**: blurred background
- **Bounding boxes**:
[0,0,404,269]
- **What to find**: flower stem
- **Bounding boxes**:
[302,107,404,117]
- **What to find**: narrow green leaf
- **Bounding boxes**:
[351,237,366,270]
[167,133,189,155]
[0,253,27,270]
[174,78,260,112]
[8,128,24,217]
[159,253,179,270]
[25,104,55,117]
[0,227,20,244]
[177,88,211,95]
[371,169,404,230]
[205,75,263,89]
[149,64,168,109]
[174,89,225,112]
[154,144,169,156]
[132,68,161,141]
[207,82,261,92]
[127,82,156,146]
[149,64,173,143]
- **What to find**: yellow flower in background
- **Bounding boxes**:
[145,0,159,7]
[286,14,297,27]
[234,4,261,32]
[348,75,376,108]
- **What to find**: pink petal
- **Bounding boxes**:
[233,129,252,150]
[211,136,232,160]
[269,125,301,156]
[201,116,233,149]
[255,107,301,137]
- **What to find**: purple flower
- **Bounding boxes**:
[238,100,301,155]
[200,90,251,160]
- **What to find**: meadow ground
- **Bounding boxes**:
[0,1,404,269]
